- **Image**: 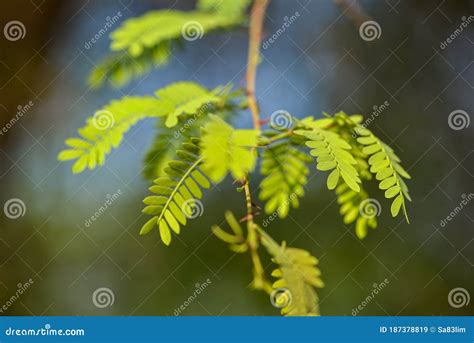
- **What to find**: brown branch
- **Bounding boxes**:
[242,0,271,291]
[246,0,269,131]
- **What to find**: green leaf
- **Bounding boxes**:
[91,8,247,87]
[59,82,230,174]
[335,183,378,239]
[356,127,411,222]
[296,128,361,192]
[139,138,213,245]
[155,82,223,128]
[197,0,251,18]
[260,229,324,316]
[259,139,312,218]
[327,169,340,190]
[391,194,404,217]
[211,211,245,250]
[201,115,259,182]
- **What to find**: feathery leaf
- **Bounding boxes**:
[335,183,378,239]
[58,82,227,174]
[260,229,324,316]
[91,9,247,87]
[201,115,259,182]
[355,127,411,222]
[197,0,251,18]
[259,139,312,218]
[140,138,212,245]
[295,128,361,192]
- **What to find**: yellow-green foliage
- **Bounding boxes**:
[259,139,312,218]
[59,1,414,317]
[140,138,211,246]
[91,0,250,87]
[260,229,324,316]
[57,96,164,174]
[295,128,362,192]
[356,126,412,221]
[335,183,377,239]
[211,211,248,253]
[58,82,226,174]
[197,0,252,18]
[200,114,259,182]
[89,44,171,88]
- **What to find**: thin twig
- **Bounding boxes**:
[242,0,270,291]
[246,0,269,131]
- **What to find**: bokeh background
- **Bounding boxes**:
[0,0,473,316]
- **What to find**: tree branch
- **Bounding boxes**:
[241,0,272,292]
[246,0,269,131]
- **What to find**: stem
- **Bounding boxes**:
[246,0,269,131]
[242,0,270,290]
[243,180,266,289]
[257,130,294,147]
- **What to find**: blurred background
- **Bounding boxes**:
[0,0,473,316]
